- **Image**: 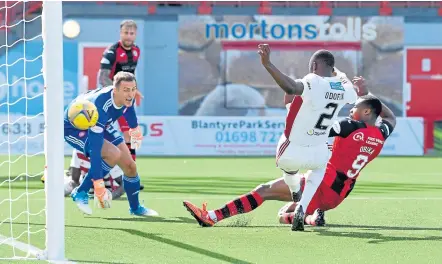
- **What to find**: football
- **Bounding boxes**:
[94,189,113,209]
[67,100,99,130]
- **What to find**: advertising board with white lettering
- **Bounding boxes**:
[0,116,423,156]
[138,116,285,156]
[137,116,423,157]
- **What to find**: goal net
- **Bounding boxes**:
[220,40,362,116]
[0,1,64,261]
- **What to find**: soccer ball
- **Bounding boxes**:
[94,189,113,209]
[67,100,99,130]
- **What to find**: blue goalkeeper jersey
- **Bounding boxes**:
[64,86,138,180]
[64,86,138,130]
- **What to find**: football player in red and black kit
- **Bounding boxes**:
[64,20,144,198]
[182,76,397,231]
[98,19,143,157]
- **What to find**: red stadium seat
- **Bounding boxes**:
[318,1,332,15]
[258,1,271,14]
[134,1,442,11]
[123,1,442,9]
[148,4,157,14]
[198,1,212,14]
[379,1,392,15]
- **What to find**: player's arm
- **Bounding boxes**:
[377,100,396,139]
[123,104,138,129]
[123,103,144,149]
[98,48,116,87]
[263,63,304,95]
[258,44,303,95]
[329,118,366,138]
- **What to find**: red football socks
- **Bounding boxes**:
[213,191,263,222]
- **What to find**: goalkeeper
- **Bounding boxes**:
[64,71,158,216]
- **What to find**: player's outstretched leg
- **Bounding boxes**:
[183,177,292,227]
[71,140,119,215]
[116,142,158,216]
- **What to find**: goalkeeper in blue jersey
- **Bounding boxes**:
[64,71,158,216]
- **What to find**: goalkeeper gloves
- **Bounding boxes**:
[129,126,143,150]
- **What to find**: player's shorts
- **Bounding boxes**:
[303,167,355,215]
[275,133,329,173]
[117,116,130,133]
[305,182,345,215]
[64,124,124,157]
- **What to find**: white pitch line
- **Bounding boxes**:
[0,234,76,264]
[0,234,42,259]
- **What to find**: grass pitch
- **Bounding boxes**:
[0,156,441,263]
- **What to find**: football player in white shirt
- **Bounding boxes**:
[258,44,358,230]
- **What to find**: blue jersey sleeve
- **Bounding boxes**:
[123,104,138,129]
[87,104,108,180]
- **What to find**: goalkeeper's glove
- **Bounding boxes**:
[129,126,143,150]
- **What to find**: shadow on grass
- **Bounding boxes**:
[117,228,252,264]
[88,216,196,224]
[2,176,442,196]
[70,260,133,264]
[313,227,442,244]
[10,221,252,264]
[326,224,442,232]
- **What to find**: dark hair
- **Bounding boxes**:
[359,95,382,117]
[113,72,136,88]
[312,49,335,68]
[120,20,137,30]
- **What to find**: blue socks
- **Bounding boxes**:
[77,160,112,193]
[123,174,140,210]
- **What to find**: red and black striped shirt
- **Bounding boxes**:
[100,41,141,80]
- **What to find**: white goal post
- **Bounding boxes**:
[42,1,65,261]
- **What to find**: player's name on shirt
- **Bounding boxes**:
[325,91,345,100]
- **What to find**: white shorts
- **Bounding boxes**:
[275,134,329,173]
[70,148,81,168]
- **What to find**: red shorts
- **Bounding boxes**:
[117,116,130,133]
[304,171,346,215]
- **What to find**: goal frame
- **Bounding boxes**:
[42,1,65,261]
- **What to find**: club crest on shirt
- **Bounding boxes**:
[353,132,364,142]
